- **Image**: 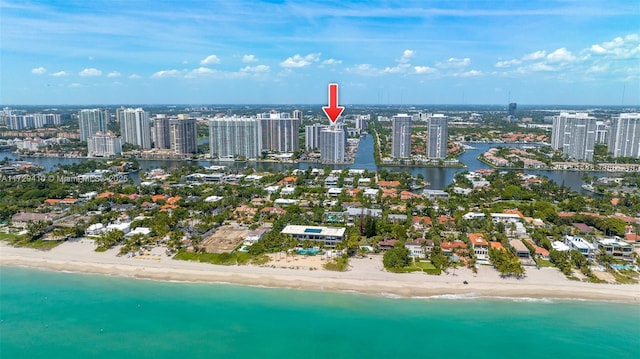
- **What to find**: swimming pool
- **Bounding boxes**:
[297,249,319,255]
[611,264,634,271]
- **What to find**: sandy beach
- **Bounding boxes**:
[1,240,638,303]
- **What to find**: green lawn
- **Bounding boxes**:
[414,260,436,270]
[536,259,555,268]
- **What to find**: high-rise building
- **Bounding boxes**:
[595,121,609,144]
[320,125,345,164]
[118,108,151,149]
[292,110,303,122]
[169,118,197,154]
[87,132,121,157]
[427,114,448,159]
[152,115,171,149]
[79,109,109,141]
[391,114,412,159]
[354,115,370,133]
[305,123,326,151]
[508,103,517,117]
[209,117,260,159]
[551,112,597,161]
[258,112,300,153]
[608,113,640,158]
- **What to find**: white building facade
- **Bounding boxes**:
[427,114,448,159]
[209,117,261,159]
[392,114,412,159]
[608,113,640,158]
[119,108,152,149]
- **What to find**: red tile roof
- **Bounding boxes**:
[412,216,432,226]
[378,180,400,188]
[468,233,488,246]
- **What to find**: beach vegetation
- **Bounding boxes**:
[1,231,63,250]
[383,246,411,270]
[95,230,125,251]
[323,254,349,271]
[173,250,253,266]
[489,247,524,278]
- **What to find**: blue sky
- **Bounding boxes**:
[1,0,639,105]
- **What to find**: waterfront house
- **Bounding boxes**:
[509,239,530,259]
[405,238,434,258]
[525,240,550,260]
[422,189,449,200]
[468,233,489,262]
[11,212,60,228]
[244,227,269,245]
[280,225,346,247]
[564,235,595,257]
[376,239,397,251]
[490,241,505,251]
[598,238,633,262]
[440,240,468,255]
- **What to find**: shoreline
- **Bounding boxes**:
[1,241,638,304]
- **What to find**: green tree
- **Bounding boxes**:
[383,246,410,269]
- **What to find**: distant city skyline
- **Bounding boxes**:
[1,1,639,105]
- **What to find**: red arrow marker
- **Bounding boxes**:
[322,83,345,124]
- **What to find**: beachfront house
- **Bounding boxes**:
[509,239,530,259]
[404,238,434,258]
[597,238,633,262]
[564,235,596,257]
[468,233,489,262]
[280,225,346,248]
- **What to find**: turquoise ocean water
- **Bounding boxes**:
[1,266,638,359]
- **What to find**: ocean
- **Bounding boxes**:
[1,266,638,359]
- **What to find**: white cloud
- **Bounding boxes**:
[383,63,410,74]
[200,54,221,65]
[414,66,437,74]
[547,48,576,63]
[346,63,382,76]
[399,49,415,63]
[151,69,182,78]
[69,83,82,88]
[322,58,342,65]
[456,69,482,77]
[591,44,607,54]
[50,71,68,77]
[79,68,102,76]
[589,33,640,59]
[437,57,471,68]
[242,54,258,63]
[587,63,610,73]
[31,67,46,75]
[185,67,216,78]
[107,71,121,78]
[241,65,270,73]
[129,74,142,79]
[522,50,546,60]
[495,59,522,68]
[280,53,321,68]
[529,63,556,72]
